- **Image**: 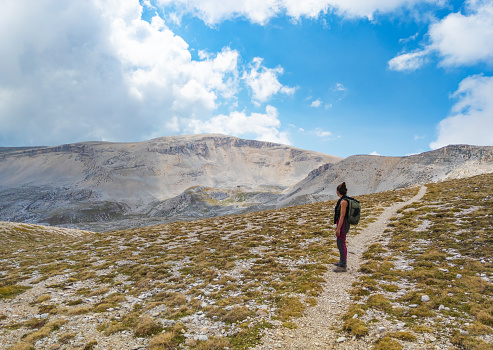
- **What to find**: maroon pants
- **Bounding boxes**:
[336,219,347,267]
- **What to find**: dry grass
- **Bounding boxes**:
[342,318,369,337]
[0,285,31,300]
[149,332,175,350]
[0,185,420,349]
[195,336,230,350]
[148,323,185,350]
[134,316,163,337]
[347,173,493,349]
[372,336,402,350]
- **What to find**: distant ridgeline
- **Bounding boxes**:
[0,146,47,154]
[0,135,339,231]
[0,136,492,232]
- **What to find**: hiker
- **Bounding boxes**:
[334,182,349,272]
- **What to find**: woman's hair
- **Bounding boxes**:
[337,182,348,196]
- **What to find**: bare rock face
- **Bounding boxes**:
[0,134,341,228]
[278,145,493,206]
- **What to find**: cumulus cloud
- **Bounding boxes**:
[430,74,493,149]
[0,0,295,146]
[310,99,322,107]
[242,57,296,105]
[389,0,493,71]
[370,151,380,155]
[156,0,442,25]
[429,0,493,67]
[187,105,291,145]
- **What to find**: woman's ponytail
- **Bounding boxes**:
[337,182,347,196]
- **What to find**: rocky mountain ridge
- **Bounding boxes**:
[0,134,340,229]
[277,144,493,207]
[1,135,492,231]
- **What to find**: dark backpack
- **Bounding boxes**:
[346,196,361,225]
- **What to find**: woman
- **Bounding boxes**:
[334,182,350,272]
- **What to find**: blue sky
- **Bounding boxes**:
[0,0,492,157]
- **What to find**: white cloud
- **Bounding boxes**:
[399,32,418,44]
[429,0,493,67]
[430,74,493,149]
[156,0,443,25]
[331,82,348,101]
[388,48,430,71]
[370,151,380,155]
[334,83,346,91]
[314,128,333,138]
[324,0,443,20]
[187,105,291,145]
[389,0,493,71]
[0,0,298,147]
[142,0,156,9]
[310,99,322,107]
[157,0,281,25]
[242,57,296,105]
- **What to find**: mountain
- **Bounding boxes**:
[0,134,340,229]
[277,144,493,206]
[2,136,492,231]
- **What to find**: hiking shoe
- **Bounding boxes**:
[333,266,347,273]
[333,262,341,267]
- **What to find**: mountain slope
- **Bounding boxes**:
[0,134,341,226]
[278,144,493,206]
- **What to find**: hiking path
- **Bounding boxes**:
[254,185,427,350]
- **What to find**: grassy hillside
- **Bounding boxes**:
[345,173,493,349]
[2,175,490,349]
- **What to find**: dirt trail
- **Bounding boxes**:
[255,186,427,350]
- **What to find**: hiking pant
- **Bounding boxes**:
[337,235,347,267]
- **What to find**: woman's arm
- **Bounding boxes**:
[335,200,348,236]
